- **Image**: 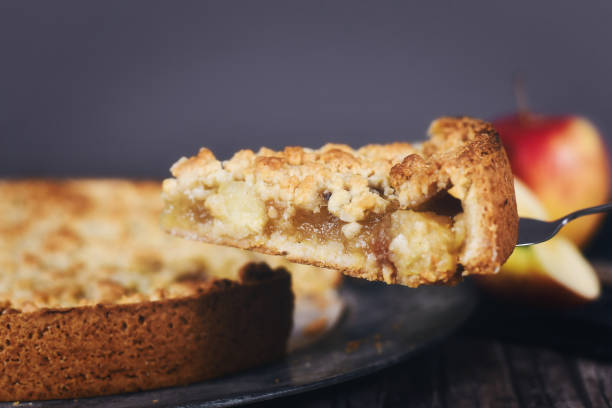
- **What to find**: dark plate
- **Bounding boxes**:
[5,278,475,408]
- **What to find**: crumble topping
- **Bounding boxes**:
[0,180,338,312]
[165,142,420,224]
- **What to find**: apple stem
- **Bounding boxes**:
[513,74,531,124]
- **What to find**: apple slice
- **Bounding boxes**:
[475,179,600,305]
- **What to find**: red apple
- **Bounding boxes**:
[494,114,611,246]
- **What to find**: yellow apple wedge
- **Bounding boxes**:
[475,179,600,306]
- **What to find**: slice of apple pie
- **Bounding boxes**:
[162,117,518,287]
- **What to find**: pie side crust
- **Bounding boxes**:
[0,265,293,401]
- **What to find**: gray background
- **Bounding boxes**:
[1,0,611,178]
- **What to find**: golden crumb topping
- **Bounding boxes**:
[0,180,337,312]
[165,142,418,224]
[163,118,504,226]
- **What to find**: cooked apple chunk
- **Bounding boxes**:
[162,117,518,287]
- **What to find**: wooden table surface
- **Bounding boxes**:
[253,262,612,408]
[254,335,612,408]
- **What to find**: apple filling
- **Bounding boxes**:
[163,180,466,284]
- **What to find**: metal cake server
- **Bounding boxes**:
[517,202,612,246]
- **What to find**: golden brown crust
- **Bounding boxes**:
[0,265,293,401]
[163,117,518,285]
[426,117,518,275]
[389,153,451,207]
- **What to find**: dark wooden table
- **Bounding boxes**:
[254,334,612,408]
[253,260,612,408]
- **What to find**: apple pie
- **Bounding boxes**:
[162,117,518,287]
[0,180,297,401]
